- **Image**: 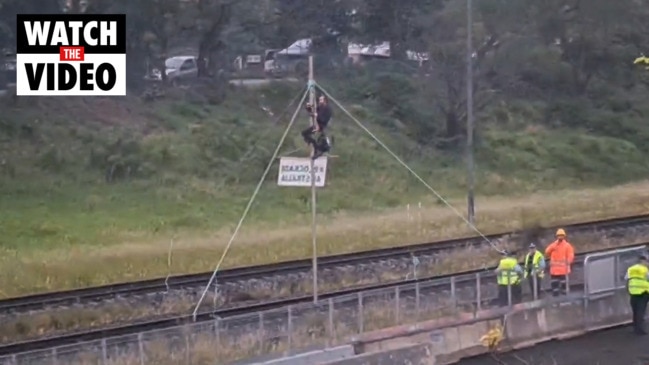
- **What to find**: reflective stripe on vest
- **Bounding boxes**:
[497,257,520,285]
[627,264,649,295]
[524,251,544,278]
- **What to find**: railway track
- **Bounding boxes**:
[2,214,649,318]
[0,241,647,357]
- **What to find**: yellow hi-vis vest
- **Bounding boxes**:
[627,264,649,295]
[497,257,520,286]
[524,251,545,279]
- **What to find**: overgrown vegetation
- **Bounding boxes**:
[1,0,649,297]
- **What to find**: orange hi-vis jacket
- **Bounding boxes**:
[545,239,575,276]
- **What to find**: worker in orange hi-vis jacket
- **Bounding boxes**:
[545,228,575,296]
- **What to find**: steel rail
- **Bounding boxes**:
[0,241,646,356]
[1,213,648,314]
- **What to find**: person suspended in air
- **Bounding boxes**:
[301,94,333,160]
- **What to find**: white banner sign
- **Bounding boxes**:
[277,157,328,187]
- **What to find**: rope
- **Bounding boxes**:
[192,87,311,320]
[315,83,503,254]
[238,87,308,164]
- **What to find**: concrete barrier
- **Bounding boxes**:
[235,345,355,365]
[319,290,636,365]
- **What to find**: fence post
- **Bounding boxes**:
[138,333,145,365]
[357,292,364,333]
[584,254,591,295]
[287,305,293,351]
[475,273,482,312]
[415,282,421,319]
[582,293,590,330]
[258,312,265,353]
[51,348,58,365]
[101,339,108,365]
[213,280,220,308]
[394,286,400,324]
[507,271,512,307]
[328,298,335,342]
[450,276,457,312]
[215,318,221,347]
[614,253,620,289]
[185,334,191,364]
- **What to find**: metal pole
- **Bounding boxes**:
[310,160,318,303]
[309,56,316,127]
[466,0,476,224]
[308,55,318,303]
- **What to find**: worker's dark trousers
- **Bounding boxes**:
[630,293,649,334]
[550,275,566,296]
[527,275,542,299]
[498,284,522,307]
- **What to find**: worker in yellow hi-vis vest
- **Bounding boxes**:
[495,250,523,307]
[625,255,649,335]
[524,243,546,299]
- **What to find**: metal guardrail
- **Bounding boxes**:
[2,213,649,316]
[583,245,647,296]
[0,243,645,365]
[0,274,505,364]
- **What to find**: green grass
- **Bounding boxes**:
[1,82,649,297]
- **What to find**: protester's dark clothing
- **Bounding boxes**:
[302,103,332,157]
[301,125,318,145]
[314,104,332,128]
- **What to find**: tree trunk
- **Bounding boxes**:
[197,40,211,77]
[197,3,231,77]
[445,111,461,140]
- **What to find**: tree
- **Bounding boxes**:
[416,1,501,145]
[526,0,641,95]
[0,0,64,51]
[84,0,160,89]
[186,0,232,77]
[239,0,359,68]
[356,0,441,60]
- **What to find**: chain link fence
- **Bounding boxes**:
[1,246,643,365]
[0,271,501,365]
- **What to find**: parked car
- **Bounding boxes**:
[165,56,198,82]
[145,55,199,84]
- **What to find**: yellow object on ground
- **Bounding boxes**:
[480,325,504,351]
[633,55,649,69]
